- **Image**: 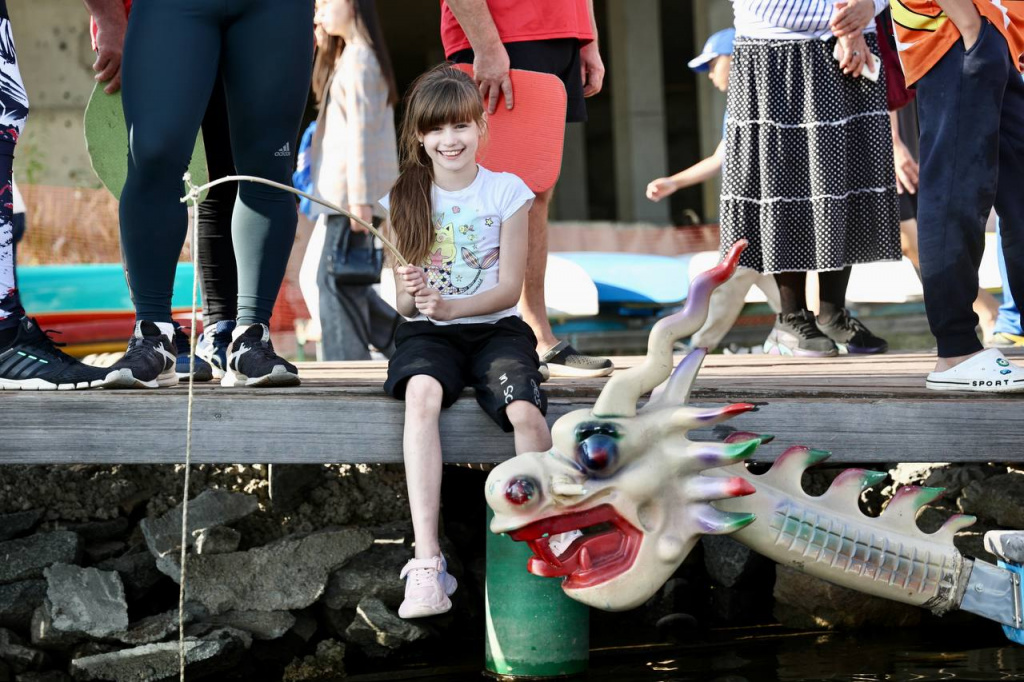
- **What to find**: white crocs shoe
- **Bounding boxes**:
[926,348,1024,393]
[398,554,458,619]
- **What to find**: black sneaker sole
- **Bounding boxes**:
[103,368,179,389]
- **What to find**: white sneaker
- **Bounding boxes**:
[398,554,457,619]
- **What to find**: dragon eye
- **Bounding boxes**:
[578,434,618,472]
[505,477,538,506]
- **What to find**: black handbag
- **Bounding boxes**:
[328,219,383,285]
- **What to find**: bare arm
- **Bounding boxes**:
[646,140,724,202]
[445,0,513,114]
[580,0,605,97]
[889,110,919,195]
[935,0,982,48]
[412,203,531,321]
[82,0,128,94]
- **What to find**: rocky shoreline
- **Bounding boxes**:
[0,461,1020,681]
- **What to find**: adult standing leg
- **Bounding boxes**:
[990,70,1024,348]
[195,72,239,376]
[918,20,1024,391]
[0,1,112,390]
[105,0,222,389]
[990,218,1023,346]
[218,0,313,387]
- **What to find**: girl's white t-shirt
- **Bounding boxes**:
[380,165,534,325]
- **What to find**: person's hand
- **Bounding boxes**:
[93,11,128,94]
[892,136,919,195]
[837,32,869,77]
[348,204,373,233]
[646,177,677,202]
[414,287,450,320]
[473,46,513,114]
[830,0,875,38]
[397,265,427,296]
[580,42,605,97]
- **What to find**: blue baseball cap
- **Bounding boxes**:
[688,28,736,72]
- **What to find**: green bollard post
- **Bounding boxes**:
[485,507,589,679]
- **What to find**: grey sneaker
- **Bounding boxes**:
[763,310,838,357]
[815,308,888,354]
[540,340,613,378]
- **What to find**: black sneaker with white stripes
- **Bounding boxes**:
[0,317,112,390]
[104,321,178,389]
[223,323,300,387]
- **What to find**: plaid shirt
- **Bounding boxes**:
[311,41,398,215]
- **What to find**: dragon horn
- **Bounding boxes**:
[641,347,708,413]
[593,240,747,418]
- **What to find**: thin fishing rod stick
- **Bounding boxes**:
[181,173,408,266]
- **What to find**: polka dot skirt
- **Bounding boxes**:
[720,33,903,274]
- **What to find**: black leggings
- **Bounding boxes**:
[196,73,238,327]
[119,0,313,325]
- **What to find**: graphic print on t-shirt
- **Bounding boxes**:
[424,205,501,296]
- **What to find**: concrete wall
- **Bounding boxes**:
[10,0,100,188]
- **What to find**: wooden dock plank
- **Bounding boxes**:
[2,352,1022,465]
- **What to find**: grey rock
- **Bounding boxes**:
[70,628,250,682]
[203,611,296,641]
[773,564,921,630]
[282,639,346,681]
[888,463,1006,502]
[44,565,128,639]
[0,511,44,542]
[323,541,407,610]
[116,609,196,647]
[185,529,372,614]
[0,628,46,673]
[702,535,771,588]
[0,533,80,585]
[192,527,240,556]
[30,606,82,650]
[63,519,131,544]
[141,489,258,560]
[961,474,1024,528]
[13,672,70,682]
[268,465,324,512]
[290,613,318,644]
[0,582,47,631]
[96,552,163,601]
[344,598,428,652]
[83,542,126,565]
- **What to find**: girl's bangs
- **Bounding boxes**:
[418,80,482,131]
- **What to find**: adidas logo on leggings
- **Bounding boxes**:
[274,142,291,157]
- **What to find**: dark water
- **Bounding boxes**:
[343,622,1024,681]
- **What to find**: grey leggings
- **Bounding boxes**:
[119,0,313,325]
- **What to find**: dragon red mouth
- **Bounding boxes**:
[508,504,643,589]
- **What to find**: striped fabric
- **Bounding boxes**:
[732,0,888,39]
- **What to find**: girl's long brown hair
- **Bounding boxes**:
[312,0,398,107]
[388,65,485,267]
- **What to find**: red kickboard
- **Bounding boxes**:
[452,64,566,194]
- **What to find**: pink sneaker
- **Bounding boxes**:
[398,555,458,619]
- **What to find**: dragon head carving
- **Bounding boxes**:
[485,241,761,611]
